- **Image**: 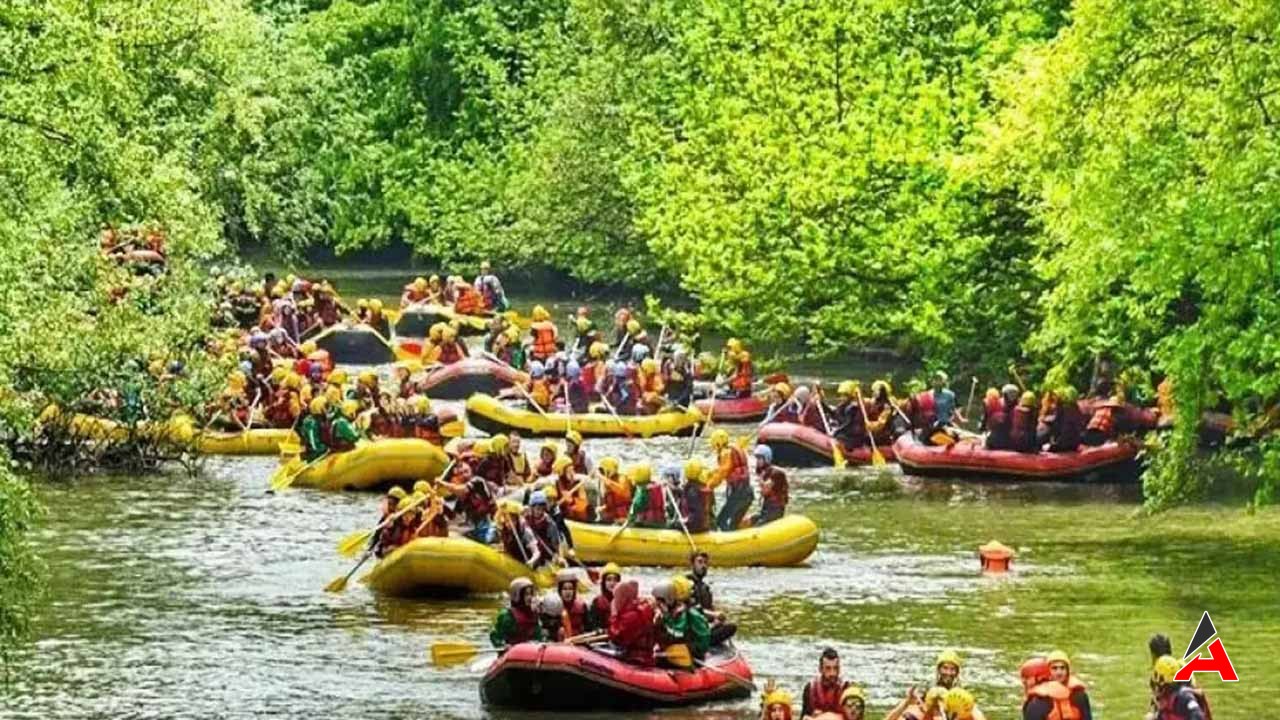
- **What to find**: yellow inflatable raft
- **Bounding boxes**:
[568,515,819,567]
[465,393,704,438]
[45,410,194,445]
[362,537,554,596]
[282,438,449,491]
[194,428,297,455]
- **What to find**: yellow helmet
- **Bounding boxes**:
[601,562,622,580]
[627,464,651,485]
[671,575,693,601]
[370,298,384,312]
[531,305,551,322]
[684,458,704,481]
[1046,649,1070,670]
[589,341,608,359]
[357,298,369,309]
[324,385,342,405]
[944,688,975,717]
[504,327,521,343]
[840,686,868,706]
[489,434,509,454]
[358,371,377,387]
[299,340,318,355]
[412,480,431,495]
[270,366,288,383]
[1152,655,1179,685]
[328,369,349,386]
[726,338,743,353]
[397,495,419,511]
[925,687,947,708]
[413,276,427,291]
[472,439,492,456]
[284,372,303,390]
[565,429,583,447]
[309,397,328,415]
[340,399,360,418]
[936,649,963,670]
[429,323,446,342]
[543,485,559,501]
[414,395,431,413]
[640,358,657,374]
[388,486,408,500]
[575,317,591,333]
[599,456,619,474]
[441,325,458,341]
[228,371,247,389]
[772,382,792,398]
[762,688,793,710]
[871,379,893,397]
[837,380,858,397]
[553,455,574,474]
[626,319,641,334]
[1020,391,1037,408]
[737,351,751,363]
[709,429,730,449]
[540,438,560,455]
[499,499,523,515]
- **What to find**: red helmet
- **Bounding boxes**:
[1020,656,1051,688]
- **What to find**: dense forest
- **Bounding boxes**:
[1,0,1278,650]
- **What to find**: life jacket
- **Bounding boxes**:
[590,593,613,629]
[582,362,600,395]
[759,467,789,509]
[508,606,541,644]
[569,448,590,475]
[566,379,589,413]
[438,341,465,365]
[557,476,590,521]
[499,519,533,563]
[315,297,340,326]
[562,597,589,637]
[835,400,868,444]
[453,285,483,315]
[1010,404,1037,451]
[639,485,667,526]
[1156,686,1212,720]
[401,285,429,305]
[914,390,937,428]
[637,372,662,395]
[1050,402,1085,450]
[307,349,333,374]
[529,379,551,409]
[806,678,846,715]
[460,481,496,522]
[601,475,632,522]
[609,600,657,667]
[1086,405,1116,437]
[525,512,559,554]
[982,395,1003,432]
[729,358,753,393]
[507,452,531,484]
[722,446,749,488]
[683,483,711,533]
[1029,681,1083,720]
[530,321,557,360]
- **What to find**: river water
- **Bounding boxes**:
[4,271,1277,719]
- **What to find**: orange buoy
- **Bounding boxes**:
[979,540,1014,574]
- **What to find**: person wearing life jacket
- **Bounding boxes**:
[726,350,754,399]
[626,463,668,528]
[297,397,329,461]
[686,550,737,646]
[1082,394,1122,446]
[495,500,541,566]
[522,361,552,411]
[440,461,498,543]
[762,686,795,720]
[523,491,563,561]
[768,383,800,424]
[583,341,608,397]
[436,324,468,365]
[312,283,342,327]
[1020,656,1055,720]
[984,385,1020,450]
[600,361,637,415]
[328,400,363,452]
[474,260,508,311]
[750,445,789,526]
[490,578,545,648]
[681,459,714,533]
[562,430,592,476]
[552,455,591,522]
[452,276,485,315]
[1150,655,1210,720]
[865,380,896,444]
[1043,386,1086,452]
[587,562,622,631]
[411,484,450,539]
[935,649,963,689]
[608,579,656,667]
[663,347,695,408]
[636,357,666,415]
[831,381,870,450]
[409,397,443,445]
[663,575,711,660]
[264,372,303,428]
[708,429,753,531]
[562,361,590,413]
[499,432,532,487]
[838,685,868,720]
[1010,391,1040,453]
[419,323,446,365]
[944,688,986,720]
[1021,650,1092,720]
[532,438,558,479]
[800,648,849,719]
[528,305,559,362]
[401,276,431,308]
[551,568,590,638]
[596,457,631,524]
[792,386,827,430]
[625,318,652,354]
[535,593,566,642]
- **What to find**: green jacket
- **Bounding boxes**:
[489,607,546,648]
[664,605,711,657]
[298,414,326,461]
[331,416,360,448]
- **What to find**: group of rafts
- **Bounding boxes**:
[53,290,1191,710]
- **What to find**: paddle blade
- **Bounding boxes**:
[831,442,847,469]
[430,642,480,667]
[269,460,303,492]
[279,441,302,457]
[661,643,693,669]
[336,529,373,558]
[871,448,886,467]
[324,574,350,593]
[440,420,465,438]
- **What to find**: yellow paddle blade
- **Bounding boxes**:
[440,420,465,438]
[735,435,750,450]
[279,440,302,457]
[871,448,886,467]
[336,529,373,558]
[269,459,304,492]
[831,442,847,469]
[430,641,480,667]
[323,574,350,593]
[661,643,693,668]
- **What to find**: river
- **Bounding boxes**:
[4,270,1276,719]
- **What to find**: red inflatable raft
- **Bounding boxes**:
[417,357,526,400]
[757,422,897,468]
[481,642,753,710]
[893,433,1141,482]
[694,395,769,422]
[1077,398,1160,433]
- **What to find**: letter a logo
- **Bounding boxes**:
[1176,612,1239,682]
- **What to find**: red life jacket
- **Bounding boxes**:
[639,484,667,525]
[402,285,428,304]
[760,467,789,508]
[601,476,631,522]
[562,597,589,637]
[983,395,1003,432]
[460,481,496,522]
[806,678,845,715]
[914,391,937,427]
[1011,405,1037,450]
[1156,686,1212,720]
[609,600,656,667]
[530,321,557,360]
[729,359,753,393]
[454,285,483,315]
[1029,681,1083,720]
[438,342,464,365]
[1087,406,1116,436]
[508,605,541,644]
[723,446,749,488]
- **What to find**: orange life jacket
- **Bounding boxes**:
[530,379,551,409]
[722,446,749,488]
[530,321,557,360]
[729,358,753,393]
[454,285,483,315]
[1087,405,1116,436]
[601,475,632,522]
[557,476,590,521]
[307,349,333,374]
[1030,681,1084,720]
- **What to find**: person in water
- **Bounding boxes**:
[687,550,737,646]
[1149,655,1209,720]
[800,647,849,719]
[490,578,545,648]
[1022,651,1092,720]
[935,650,963,689]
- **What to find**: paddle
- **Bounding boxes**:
[739,395,797,448]
[323,548,374,593]
[269,450,330,492]
[335,460,457,557]
[606,517,632,545]
[854,386,885,467]
[661,483,699,554]
[963,376,979,430]
[430,632,609,668]
[611,332,631,361]
[481,350,550,418]
[595,389,632,437]
[689,349,727,456]
[815,388,849,469]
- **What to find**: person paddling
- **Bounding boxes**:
[709,429,752,531]
[489,578,545,649]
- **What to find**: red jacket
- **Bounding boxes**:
[608,600,656,667]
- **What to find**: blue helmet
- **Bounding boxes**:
[565,361,581,379]
[631,344,649,362]
[529,360,545,378]
[239,360,254,375]
[529,491,548,506]
[660,463,682,480]
[753,444,773,464]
